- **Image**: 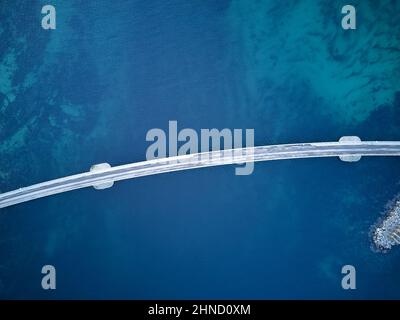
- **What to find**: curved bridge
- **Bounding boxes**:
[1,137,400,209]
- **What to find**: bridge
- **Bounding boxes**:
[1,137,400,209]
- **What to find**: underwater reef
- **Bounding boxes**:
[372,194,400,252]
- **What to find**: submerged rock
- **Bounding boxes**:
[371,195,400,252]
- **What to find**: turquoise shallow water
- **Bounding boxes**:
[0,0,400,299]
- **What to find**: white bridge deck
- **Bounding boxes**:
[1,139,400,208]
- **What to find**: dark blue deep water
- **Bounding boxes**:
[1,0,400,299]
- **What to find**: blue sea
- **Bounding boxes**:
[1,0,400,299]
